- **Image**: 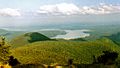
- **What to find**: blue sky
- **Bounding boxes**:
[0,0,119,10]
[0,0,120,27]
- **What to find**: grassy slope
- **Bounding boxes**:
[105,32,120,45]
[11,38,120,65]
[10,32,51,48]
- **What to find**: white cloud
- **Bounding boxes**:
[77,4,120,14]
[0,8,21,17]
[36,3,120,15]
[37,3,81,15]
[0,3,119,17]
[96,4,120,14]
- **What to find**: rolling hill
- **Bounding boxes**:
[10,32,51,48]
[105,32,120,45]
[11,38,120,65]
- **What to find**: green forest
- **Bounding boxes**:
[0,31,120,68]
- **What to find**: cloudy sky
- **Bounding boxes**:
[0,0,120,27]
[0,0,120,16]
[0,0,119,9]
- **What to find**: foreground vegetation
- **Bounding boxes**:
[0,31,120,68]
[11,37,120,65]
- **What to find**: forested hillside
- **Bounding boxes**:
[11,37,120,65]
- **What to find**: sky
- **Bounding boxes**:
[0,0,120,16]
[0,0,119,9]
[0,0,120,27]
[0,0,119,16]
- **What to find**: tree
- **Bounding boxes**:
[0,37,11,63]
[97,51,118,65]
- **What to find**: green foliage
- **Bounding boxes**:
[70,38,86,41]
[105,32,120,45]
[0,45,10,62]
[10,32,51,48]
[25,32,50,43]
[0,40,11,62]
[11,38,120,65]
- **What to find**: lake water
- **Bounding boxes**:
[51,29,90,40]
[1,22,120,40]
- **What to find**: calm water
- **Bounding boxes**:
[51,30,90,39]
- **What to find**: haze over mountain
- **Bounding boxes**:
[0,0,119,27]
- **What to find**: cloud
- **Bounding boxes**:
[36,3,120,15]
[98,4,120,14]
[80,4,120,14]
[37,3,81,15]
[0,3,119,17]
[0,8,21,17]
